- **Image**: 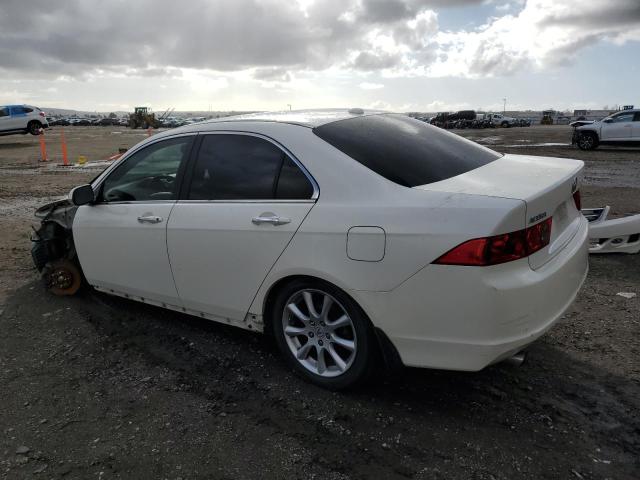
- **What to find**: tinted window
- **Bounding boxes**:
[0,107,7,118]
[315,114,501,187]
[611,113,634,123]
[23,107,33,113]
[188,134,312,200]
[276,156,314,199]
[100,136,192,202]
[634,112,640,122]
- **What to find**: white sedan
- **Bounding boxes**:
[32,110,589,389]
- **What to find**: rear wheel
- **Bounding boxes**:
[501,121,510,128]
[577,132,598,150]
[28,121,42,135]
[272,279,375,389]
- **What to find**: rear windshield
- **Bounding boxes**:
[313,114,501,187]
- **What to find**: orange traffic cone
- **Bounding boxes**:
[39,129,48,162]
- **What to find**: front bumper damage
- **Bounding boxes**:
[583,206,640,254]
[31,199,83,295]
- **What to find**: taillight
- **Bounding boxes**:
[572,190,581,210]
[39,111,46,117]
[434,217,553,266]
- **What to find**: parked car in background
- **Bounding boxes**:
[574,109,640,150]
[0,105,49,135]
[49,118,71,126]
[487,113,518,127]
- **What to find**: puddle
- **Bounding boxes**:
[475,136,503,145]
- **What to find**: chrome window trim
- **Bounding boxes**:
[91,200,178,206]
[176,199,316,204]
[195,130,320,201]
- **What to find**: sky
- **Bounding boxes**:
[0,0,639,113]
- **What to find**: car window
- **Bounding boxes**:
[99,136,193,202]
[188,134,313,200]
[633,112,640,122]
[0,107,7,118]
[610,113,634,123]
[23,107,33,113]
[276,156,314,199]
[313,114,501,187]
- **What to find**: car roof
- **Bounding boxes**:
[194,108,387,129]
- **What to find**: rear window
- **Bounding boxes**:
[313,114,501,187]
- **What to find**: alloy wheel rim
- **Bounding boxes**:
[282,289,357,378]
[580,135,593,148]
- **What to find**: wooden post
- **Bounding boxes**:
[61,127,69,166]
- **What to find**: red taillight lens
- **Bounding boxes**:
[39,111,46,117]
[572,190,581,210]
[434,217,553,266]
[526,217,552,254]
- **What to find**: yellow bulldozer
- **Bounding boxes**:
[128,107,160,129]
[541,109,555,125]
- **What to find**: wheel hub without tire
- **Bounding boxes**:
[282,289,357,378]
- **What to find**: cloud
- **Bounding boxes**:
[0,0,637,84]
[428,0,640,77]
[359,82,385,89]
[253,67,292,82]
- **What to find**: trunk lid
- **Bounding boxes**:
[415,154,583,269]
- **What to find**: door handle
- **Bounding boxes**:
[252,215,291,226]
[137,215,163,224]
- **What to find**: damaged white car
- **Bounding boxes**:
[32,110,589,389]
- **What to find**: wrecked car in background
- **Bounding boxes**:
[582,206,640,254]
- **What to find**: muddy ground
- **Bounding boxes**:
[0,125,638,479]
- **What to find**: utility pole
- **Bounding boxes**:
[287,104,292,111]
[502,98,507,114]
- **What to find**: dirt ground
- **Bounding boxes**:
[0,125,638,479]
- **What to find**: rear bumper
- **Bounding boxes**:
[350,216,589,371]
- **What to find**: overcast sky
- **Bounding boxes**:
[1,0,639,112]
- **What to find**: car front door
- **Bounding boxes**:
[167,132,317,322]
[73,134,195,306]
[600,112,634,140]
[0,106,11,132]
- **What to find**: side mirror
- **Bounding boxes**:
[70,184,95,206]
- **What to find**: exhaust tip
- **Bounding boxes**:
[504,351,527,367]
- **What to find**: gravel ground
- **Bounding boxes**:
[0,125,638,479]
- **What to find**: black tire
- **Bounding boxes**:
[577,132,599,150]
[271,278,376,390]
[501,121,510,128]
[28,121,42,135]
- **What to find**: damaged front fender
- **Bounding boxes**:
[582,207,640,254]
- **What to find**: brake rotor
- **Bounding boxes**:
[43,259,82,296]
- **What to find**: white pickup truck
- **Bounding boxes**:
[574,109,640,150]
[486,113,518,128]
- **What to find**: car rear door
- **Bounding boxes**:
[600,112,634,140]
[632,112,640,141]
[73,134,195,306]
[166,132,317,322]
